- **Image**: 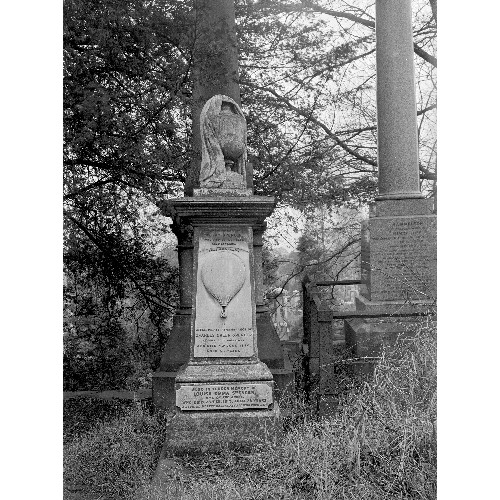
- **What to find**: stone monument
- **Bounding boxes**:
[344,0,437,355]
[157,95,281,452]
[152,0,292,412]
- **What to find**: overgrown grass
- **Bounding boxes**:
[64,401,170,499]
[64,323,436,500]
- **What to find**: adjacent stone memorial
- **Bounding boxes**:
[345,0,437,355]
[358,200,437,307]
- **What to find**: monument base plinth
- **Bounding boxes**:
[355,294,436,314]
[161,403,281,456]
[152,372,177,409]
[345,315,435,358]
[348,195,436,364]
[175,360,273,383]
[153,368,294,411]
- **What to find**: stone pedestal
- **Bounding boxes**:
[160,197,281,446]
[154,197,285,440]
[359,198,436,306]
[346,196,436,357]
[345,315,435,357]
[152,199,294,409]
[161,405,282,456]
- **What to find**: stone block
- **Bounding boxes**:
[152,372,177,409]
[361,212,436,302]
[256,309,286,369]
[370,198,434,217]
[355,294,436,314]
[344,316,429,357]
[157,311,191,372]
[161,404,282,455]
[175,381,274,412]
[153,368,293,411]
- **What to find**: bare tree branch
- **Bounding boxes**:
[63,178,120,200]
[273,0,437,67]
[418,164,436,181]
[335,104,436,136]
[244,81,378,167]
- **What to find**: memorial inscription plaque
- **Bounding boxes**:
[193,226,255,358]
[176,382,273,411]
[362,215,437,302]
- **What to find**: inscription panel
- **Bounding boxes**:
[194,187,252,197]
[366,216,436,301]
[194,227,255,357]
[176,383,272,410]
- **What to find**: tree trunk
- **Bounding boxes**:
[185,0,241,195]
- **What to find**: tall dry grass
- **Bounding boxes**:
[64,322,436,500]
[64,402,169,499]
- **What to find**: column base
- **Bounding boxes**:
[375,192,424,201]
[152,372,177,410]
[156,308,192,372]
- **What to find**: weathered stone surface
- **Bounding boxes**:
[345,316,436,357]
[152,372,177,409]
[370,198,434,217]
[160,406,282,455]
[161,195,276,224]
[319,318,345,395]
[176,382,273,411]
[354,294,435,313]
[194,227,254,357]
[360,213,437,302]
[156,310,192,372]
[194,186,252,197]
[175,360,273,384]
[153,198,293,410]
[173,217,277,415]
[199,95,248,190]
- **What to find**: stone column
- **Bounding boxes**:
[171,221,194,311]
[375,0,423,200]
[252,223,266,309]
[344,0,437,359]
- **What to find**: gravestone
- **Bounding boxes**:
[152,0,293,411]
[158,96,281,451]
[345,0,437,355]
[358,199,437,308]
